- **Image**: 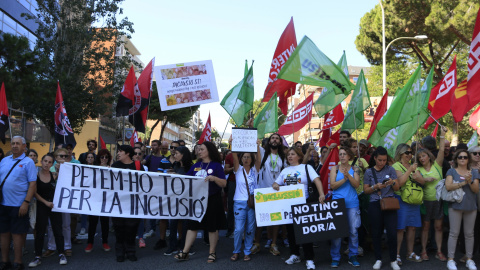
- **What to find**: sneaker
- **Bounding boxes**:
[163,247,178,256]
[447,260,457,270]
[250,243,260,254]
[407,252,422,262]
[306,260,316,270]
[270,244,280,256]
[373,260,382,270]
[85,243,93,253]
[138,238,146,248]
[41,250,55,258]
[102,243,111,252]
[143,229,154,239]
[283,238,290,248]
[59,254,67,265]
[467,259,477,270]
[264,239,273,248]
[153,239,167,250]
[348,256,360,267]
[28,257,41,267]
[396,255,402,266]
[331,260,340,268]
[390,261,400,270]
[285,254,301,265]
[79,228,86,235]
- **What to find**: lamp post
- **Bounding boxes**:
[379,1,428,95]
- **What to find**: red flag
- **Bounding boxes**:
[199,113,211,144]
[130,130,140,147]
[367,89,389,140]
[431,123,439,138]
[129,58,154,133]
[465,7,480,114]
[318,128,331,148]
[278,87,297,115]
[54,82,76,148]
[0,82,9,144]
[322,104,344,130]
[116,66,140,117]
[318,147,339,198]
[327,129,340,146]
[99,135,106,150]
[263,17,297,115]
[451,79,468,122]
[469,106,480,133]
[424,56,457,129]
[278,94,314,135]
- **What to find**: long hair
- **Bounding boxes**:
[394,143,410,163]
[200,141,222,163]
[452,149,471,169]
[368,146,388,168]
[95,149,112,165]
[175,146,193,172]
[261,133,286,169]
[415,148,436,168]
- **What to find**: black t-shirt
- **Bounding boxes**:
[111,160,144,171]
[37,172,56,202]
[79,152,96,165]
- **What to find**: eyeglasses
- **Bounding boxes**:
[339,153,348,156]
[100,156,109,160]
[457,155,469,160]
[57,155,68,158]
[134,152,142,156]
[170,146,177,150]
[472,152,480,156]
[403,151,412,155]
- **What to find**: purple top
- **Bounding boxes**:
[187,161,226,196]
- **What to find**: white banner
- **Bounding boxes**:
[231,128,257,153]
[52,163,209,221]
[254,185,306,227]
[154,60,218,111]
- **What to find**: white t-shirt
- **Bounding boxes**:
[258,147,285,188]
[234,165,258,201]
[275,164,319,199]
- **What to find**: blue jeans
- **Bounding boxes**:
[233,200,256,255]
[331,207,360,260]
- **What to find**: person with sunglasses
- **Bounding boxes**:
[445,149,480,270]
[416,127,447,261]
[168,141,180,165]
[392,143,424,265]
[84,149,112,253]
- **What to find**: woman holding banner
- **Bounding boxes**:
[327,146,361,268]
[363,146,400,270]
[174,141,226,263]
[229,139,261,262]
[272,147,325,270]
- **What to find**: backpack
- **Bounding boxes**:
[399,165,423,205]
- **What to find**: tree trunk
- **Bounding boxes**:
[147,119,161,146]
[159,117,168,142]
[451,122,459,146]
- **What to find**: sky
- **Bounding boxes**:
[120,0,378,135]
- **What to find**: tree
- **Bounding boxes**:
[366,62,414,97]
[22,0,136,135]
[228,98,286,127]
[355,1,477,80]
[195,128,220,141]
[147,82,199,144]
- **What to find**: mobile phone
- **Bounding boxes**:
[382,179,390,184]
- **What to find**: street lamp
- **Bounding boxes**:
[379,1,428,95]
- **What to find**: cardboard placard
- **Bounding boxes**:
[291,199,349,244]
[231,128,257,152]
[154,60,218,111]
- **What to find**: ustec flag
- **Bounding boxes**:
[0,82,9,144]
[278,94,313,135]
[129,58,154,133]
[425,56,457,128]
[116,66,141,117]
[198,113,211,144]
[465,7,480,115]
[54,82,76,148]
[263,17,297,115]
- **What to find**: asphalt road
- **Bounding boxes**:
[17,229,480,270]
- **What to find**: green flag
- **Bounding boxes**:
[368,67,433,157]
[467,131,478,149]
[277,36,354,96]
[254,92,278,139]
[375,65,422,136]
[342,69,371,131]
[220,61,254,126]
[313,52,350,118]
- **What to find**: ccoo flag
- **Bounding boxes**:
[278,94,313,135]
[0,82,9,144]
[451,79,468,122]
[254,92,278,139]
[221,61,254,126]
[277,36,354,96]
[342,69,371,131]
[129,58,154,133]
[54,82,76,148]
[465,7,480,115]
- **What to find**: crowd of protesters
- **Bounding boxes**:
[1,126,480,270]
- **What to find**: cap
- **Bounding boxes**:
[359,139,370,147]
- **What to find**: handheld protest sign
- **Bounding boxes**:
[154,60,218,111]
[291,199,349,245]
[231,127,257,153]
[254,185,306,227]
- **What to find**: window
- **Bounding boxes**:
[353,77,358,84]
[0,11,37,50]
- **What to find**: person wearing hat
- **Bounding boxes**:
[359,139,371,163]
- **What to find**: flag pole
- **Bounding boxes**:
[352,105,361,159]
[303,85,313,143]
[122,116,125,145]
[415,112,420,162]
[428,113,444,128]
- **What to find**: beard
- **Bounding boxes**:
[269,143,278,150]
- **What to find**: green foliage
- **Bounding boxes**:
[20,0,136,134]
[366,62,415,96]
[194,129,220,141]
[228,98,286,127]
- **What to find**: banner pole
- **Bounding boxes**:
[352,106,361,158]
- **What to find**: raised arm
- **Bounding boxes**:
[232,152,240,172]
[255,139,262,173]
[303,143,315,164]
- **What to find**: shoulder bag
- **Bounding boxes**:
[243,169,255,209]
[0,158,24,203]
[305,164,320,203]
[372,168,400,211]
[399,165,423,205]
